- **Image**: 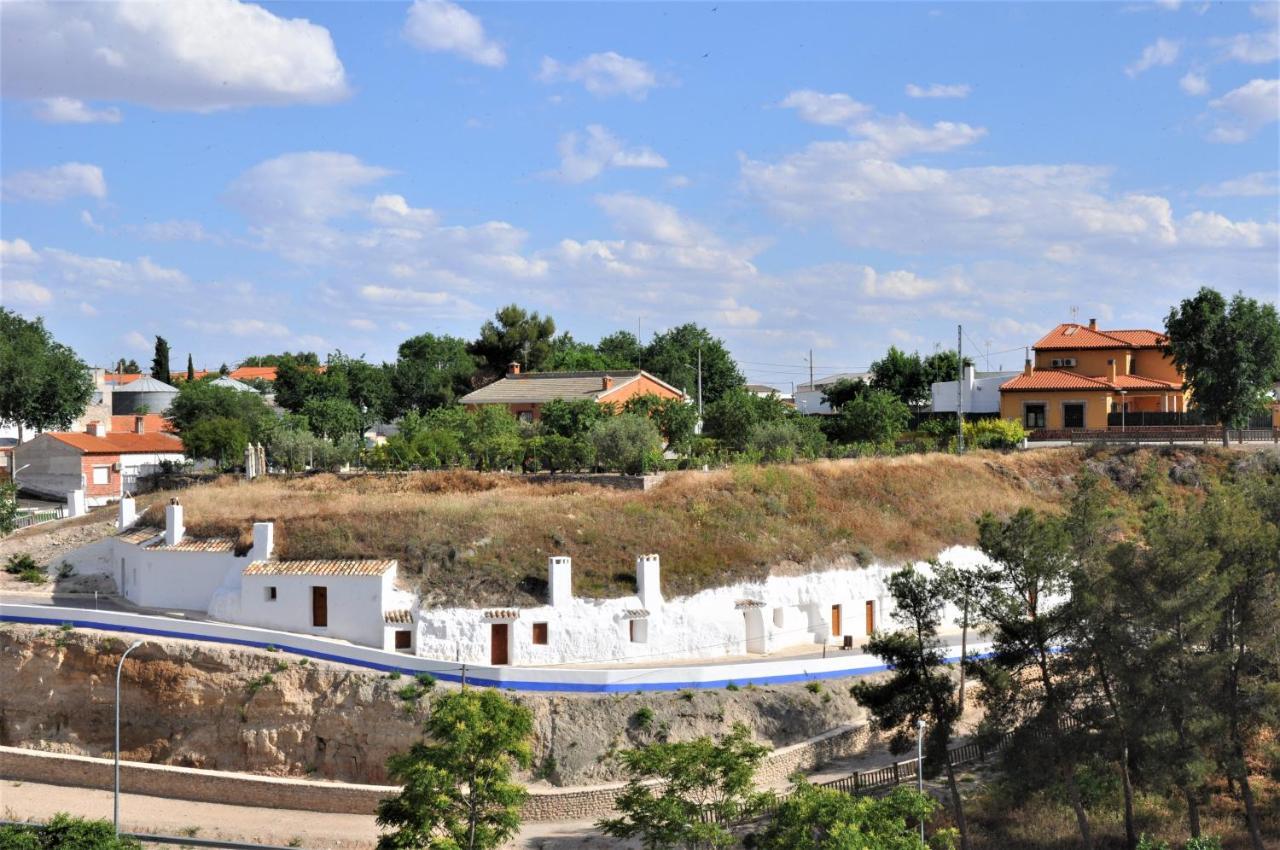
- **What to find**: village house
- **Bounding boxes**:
[999,319,1188,431]
[931,365,1021,415]
[458,363,687,422]
[13,418,184,506]
[793,372,873,415]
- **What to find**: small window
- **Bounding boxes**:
[629,619,648,644]
[1024,404,1046,429]
[518,410,534,423]
[532,622,549,645]
[92,465,110,485]
[394,630,412,651]
[264,586,277,601]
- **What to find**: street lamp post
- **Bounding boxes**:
[114,640,144,835]
[1120,390,1128,432]
[916,718,926,844]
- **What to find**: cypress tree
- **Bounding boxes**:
[151,336,171,382]
[186,353,195,382]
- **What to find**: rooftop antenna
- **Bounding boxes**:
[1070,305,1079,323]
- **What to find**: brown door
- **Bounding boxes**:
[830,604,841,636]
[865,601,875,635]
[490,623,509,665]
[311,586,328,627]
[394,630,411,650]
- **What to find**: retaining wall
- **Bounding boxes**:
[0,724,872,822]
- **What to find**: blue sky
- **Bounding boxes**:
[1,0,1277,389]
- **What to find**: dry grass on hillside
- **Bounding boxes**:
[133,449,1098,606]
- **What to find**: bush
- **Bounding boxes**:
[824,389,909,445]
[0,482,17,535]
[537,433,594,474]
[631,706,655,729]
[590,414,662,474]
[5,552,38,575]
[0,813,143,849]
[963,418,1026,450]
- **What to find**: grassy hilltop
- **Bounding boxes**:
[136,446,1265,607]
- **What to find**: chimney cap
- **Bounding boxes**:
[507,361,521,376]
[1088,318,1097,330]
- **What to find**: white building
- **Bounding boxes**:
[930,366,1021,415]
[794,372,872,416]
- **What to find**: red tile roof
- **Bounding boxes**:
[104,373,143,385]
[1001,371,1182,393]
[229,366,278,381]
[47,431,183,454]
[1033,323,1166,351]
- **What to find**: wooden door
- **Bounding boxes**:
[311,586,328,627]
[865,600,875,635]
[490,623,509,665]
[830,604,841,636]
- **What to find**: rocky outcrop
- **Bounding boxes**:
[0,625,865,787]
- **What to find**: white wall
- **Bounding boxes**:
[238,570,390,648]
[119,544,247,612]
[931,367,1019,414]
[415,547,994,667]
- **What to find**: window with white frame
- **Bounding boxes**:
[91,466,110,485]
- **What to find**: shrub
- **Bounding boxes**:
[590,414,662,474]
[963,417,1026,450]
[414,672,437,690]
[0,482,17,535]
[805,681,823,694]
[0,813,143,849]
[55,561,75,580]
[537,433,594,474]
[398,684,424,701]
[18,566,45,584]
[632,707,655,729]
[5,552,38,575]
[825,389,910,445]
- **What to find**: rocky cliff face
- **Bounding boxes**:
[0,625,864,786]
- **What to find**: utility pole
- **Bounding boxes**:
[696,344,703,420]
[957,325,965,454]
[808,349,814,390]
[916,719,927,844]
[115,640,145,836]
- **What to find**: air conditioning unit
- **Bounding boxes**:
[111,462,122,472]
[1051,359,1063,368]
[1064,358,1077,367]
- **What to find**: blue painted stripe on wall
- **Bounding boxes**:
[0,612,992,693]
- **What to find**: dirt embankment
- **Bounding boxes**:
[0,625,864,787]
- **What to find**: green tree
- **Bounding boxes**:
[850,566,970,850]
[871,347,928,410]
[543,333,613,371]
[377,689,533,850]
[702,388,789,452]
[182,416,249,469]
[623,394,698,450]
[535,434,593,474]
[826,389,909,446]
[821,377,870,412]
[468,305,557,376]
[0,310,94,441]
[186,353,195,382]
[589,413,662,474]
[753,784,941,850]
[920,350,973,390]
[538,398,608,439]
[642,324,744,405]
[113,358,141,374]
[1164,288,1280,445]
[272,355,332,413]
[151,335,171,382]
[970,508,1095,850]
[599,723,770,850]
[392,333,478,415]
[302,396,362,443]
[168,380,274,443]
[0,482,17,535]
[239,352,321,368]
[597,330,643,368]
[464,405,522,471]
[324,352,393,435]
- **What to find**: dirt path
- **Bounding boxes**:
[0,780,629,849]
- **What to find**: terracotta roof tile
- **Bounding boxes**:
[384,609,414,624]
[483,609,520,620]
[109,414,175,435]
[116,528,160,545]
[1033,323,1166,351]
[229,366,279,382]
[243,559,396,577]
[97,432,184,453]
[47,432,122,454]
[459,369,686,405]
[1001,371,1182,392]
[147,537,237,553]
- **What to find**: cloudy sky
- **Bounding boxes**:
[1,0,1277,388]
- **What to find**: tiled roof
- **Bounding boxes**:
[116,528,160,545]
[620,609,650,620]
[459,370,685,405]
[47,432,123,454]
[384,609,414,624]
[230,366,279,382]
[147,537,236,553]
[97,432,184,453]
[109,414,174,434]
[1033,323,1166,350]
[483,609,520,620]
[243,559,396,577]
[104,373,143,385]
[1001,371,1182,392]
[735,599,767,609]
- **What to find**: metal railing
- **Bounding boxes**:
[12,507,65,531]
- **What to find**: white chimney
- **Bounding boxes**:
[164,498,184,547]
[548,556,572,607]
[636,554,662,609]
[251,521,274,561]
[117,495,136,530]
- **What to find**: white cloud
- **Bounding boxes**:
[227,152,391,223]
[123,331,150,351]
[1124,38,1180,77]
[403,0,505,68]
[0,0,348,112]
[33,97,121,124]
[860,268,951,299]
[0,238,40,263]
[27,247,190,295]
[779,90,871,126]
[1253,2,1279,21]
[1197,170,1278,197]
[553,125,667,183]
[347,318,376,331]
[78,301,98,316]
[1178,211,1279,248]
[134,220,214,242]
[1179,72,1209,96]
[2,163,106,202]
[184,318,292,338]
[3,280,53,306]
[716,298,761,328]
[1208,78,1279,142]
[594,193,712,248]
[538,52,662,99]
[905,83,971,99]
[81,210,105,233]
[1214,30,1280,64]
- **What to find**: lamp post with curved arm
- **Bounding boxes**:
[114,640,144,835]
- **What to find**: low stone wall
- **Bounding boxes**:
[524,472,666,491]
[1,723,871,822]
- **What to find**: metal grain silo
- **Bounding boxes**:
[111,375,179,415]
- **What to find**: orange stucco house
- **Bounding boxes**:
[999,319,1189,432]
[459,364,687,422]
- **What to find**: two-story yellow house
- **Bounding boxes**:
[999,319,1189,431]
